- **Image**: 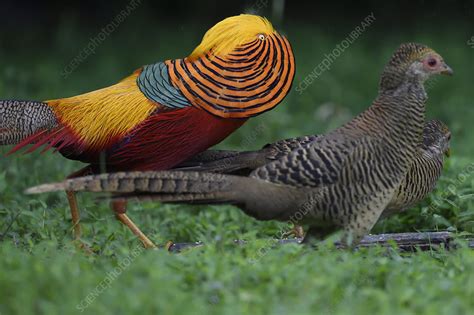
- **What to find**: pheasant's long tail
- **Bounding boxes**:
[25,171,305,221]
[0,100,58,146]
[26,171,249,204]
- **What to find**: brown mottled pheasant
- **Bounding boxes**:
[381,119,451,219]
[176,135,319,175]
[26,43,453,246]
[175,119,452,232]
[175,120,450,177]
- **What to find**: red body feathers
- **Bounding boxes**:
[106,107,246,171]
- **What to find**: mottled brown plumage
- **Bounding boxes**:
[177,119,451,220]
[383,119,450,218]
[26,43,453,246]
[178,135,319,175]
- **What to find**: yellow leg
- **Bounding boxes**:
[115,213,157,249]
[66,190,82,240]
[66,166,95,242]
[112,200,172,250]
[66,190,94,254]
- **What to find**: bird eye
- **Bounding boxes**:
[427,58,437,67]
[258,34,266,41]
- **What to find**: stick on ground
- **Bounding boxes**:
[166,231,474,253]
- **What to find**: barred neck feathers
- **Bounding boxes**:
[379,43,432,94]
[165,14,296,119]
[363,88,426,164]
[360,44,439,152]
[347,43,435,126]
[342,81,426,151]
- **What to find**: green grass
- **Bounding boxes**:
[0,20,474,315]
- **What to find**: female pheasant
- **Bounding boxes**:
[174,119,451,237]
[0,14,295,248]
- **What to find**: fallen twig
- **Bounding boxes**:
[167,231,474,253]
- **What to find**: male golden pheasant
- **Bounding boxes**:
[27,43,452,247]
[0,14,295,248]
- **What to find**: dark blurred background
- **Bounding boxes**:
[0,0,473,158]
[1,0,473,33]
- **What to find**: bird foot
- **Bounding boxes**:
[163,241,174,251]
[283,225,305,239]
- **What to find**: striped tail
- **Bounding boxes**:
[25,171,251,204]
[0,100,58,146]
[25,171,305,221]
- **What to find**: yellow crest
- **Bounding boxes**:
[189,14,275,59]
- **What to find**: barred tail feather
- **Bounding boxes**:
[25,171,249,206]
[25,171,243,195]
[25,171,306,221]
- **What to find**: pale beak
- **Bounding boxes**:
[440,63,454,76]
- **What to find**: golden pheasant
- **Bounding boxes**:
[1,14,295,248]
[27,43,452,247]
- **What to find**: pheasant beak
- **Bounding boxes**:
[445,148,451,158]
[440,62,454,76]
